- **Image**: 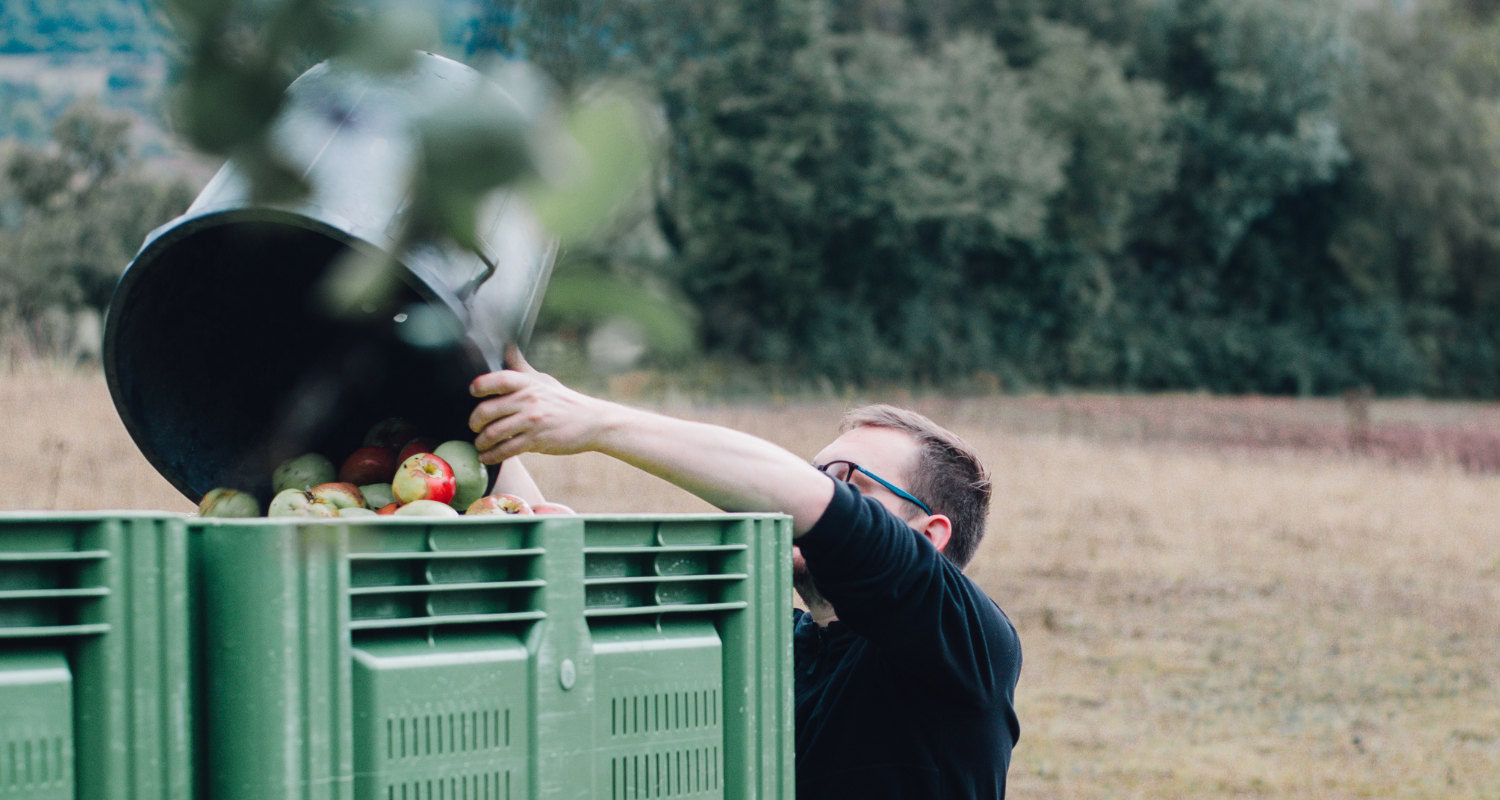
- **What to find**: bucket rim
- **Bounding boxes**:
[102,207,486,504]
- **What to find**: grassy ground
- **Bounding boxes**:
[6,369,1499,797]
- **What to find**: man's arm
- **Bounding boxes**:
[800,481,1023,709]
[489,458,545,506]
[468,346,835,533]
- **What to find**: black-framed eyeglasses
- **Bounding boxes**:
[814,460,932,516]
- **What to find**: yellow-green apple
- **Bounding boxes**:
[273,453,336,493]
[392,453,456,505]
[337,506,379,518]
[359,483,395,509]
[364,417,420,450]
[466,494,532,515]
[268,488,338,518]
[393,499,460,517]
[198,488,261,518]
[339,446,397,485]
[397,437,438,463]
[434,440,486,510]
[531,502,577,515]
[309,482,367,510]
[377,503,399,515]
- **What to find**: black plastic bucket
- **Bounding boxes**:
[103,53,556,506]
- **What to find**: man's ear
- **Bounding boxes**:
[917,513,952,554]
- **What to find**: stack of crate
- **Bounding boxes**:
[0,513,793,800]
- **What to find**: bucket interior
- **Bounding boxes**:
[107,219,495,507]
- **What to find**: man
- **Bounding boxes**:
[470,346,1022,798]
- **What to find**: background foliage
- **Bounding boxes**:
[4,0,1500,395]
[472,0,1500,395]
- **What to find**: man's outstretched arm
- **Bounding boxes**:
[469,346,834,534]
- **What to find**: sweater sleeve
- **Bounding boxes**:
[795,480,1022,708]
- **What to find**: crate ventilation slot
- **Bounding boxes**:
[610,747,721,799]
[0,736,69,790]
[348,546,546,631]
[583,543,748,619]
[386,709,511,760]
[0,549,111,639]
[611,690,719,737]
[385,771,511,800]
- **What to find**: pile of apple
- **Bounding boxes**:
[195,417,573,519]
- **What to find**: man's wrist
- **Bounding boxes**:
[586,397,638,457]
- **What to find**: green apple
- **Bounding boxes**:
[359,483,395,509]
[198,488,261,518]
[337,506,379,518]
[392,499,461,517]
[434,440,486,510]
[272,453,336,493]
[268,488,338,518]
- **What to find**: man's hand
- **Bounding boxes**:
[467,344,835,533]
[469,345,614,465]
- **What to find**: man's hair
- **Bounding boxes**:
[841,404,991,568]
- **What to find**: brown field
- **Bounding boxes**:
[6,369,1500,798]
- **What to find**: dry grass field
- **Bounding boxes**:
[6,369,1500,798]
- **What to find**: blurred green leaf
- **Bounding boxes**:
[318,246,403,317]
[176,57,286,154]
[540,269,695,359]
[527,88,652,242]
[336,2,439,75]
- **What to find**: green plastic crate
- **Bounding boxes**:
[0,512,792,800]
[0,513,196,800]
[193,513,793,800]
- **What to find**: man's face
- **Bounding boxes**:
[794,425,923,579]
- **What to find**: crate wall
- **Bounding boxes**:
[0,513,195,800]
[192,514,793,800]
[0,513,792,800]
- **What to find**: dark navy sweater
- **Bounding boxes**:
[792,480,1022,799]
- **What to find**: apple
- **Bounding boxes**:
[268,488,338,518]
[198,488,261,518]
[337,506,379,518]
[392,453,456,505]
[339,446,397,485]
[359,483,395,509]
[377,503,399,515]
[393,499,461,517]
[397,437,439,464]
[272,453,336,493]
[434,440,487,510]
[309,482,366,510]
[531,502,577,515]
[364,417,420,450]
[466,494,532,515]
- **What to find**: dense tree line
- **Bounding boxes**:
[0,102,195,328]
[478,0,1500,395]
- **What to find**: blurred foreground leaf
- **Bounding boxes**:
[528,89,653,242]
[541,269,695,360]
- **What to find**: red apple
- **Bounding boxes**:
[309,482,367,510]
[392,453,456,505]
[466,494,532,515]
[531,502,577,515]
[377,503,399,515]
[397,437,439,463]
[364,417,421,450]
[339,446,397,485]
